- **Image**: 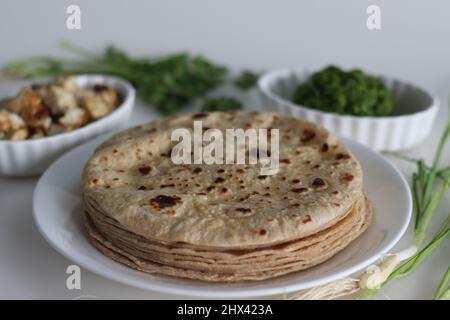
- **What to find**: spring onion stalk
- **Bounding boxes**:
[365,216,449,299]
[388,216,449,280]
[385,117,450,245]
[415,182,448,246]
[367,113,450,299]
[434,266,450,300]
[422,117,450,204]
[383,152,450,182]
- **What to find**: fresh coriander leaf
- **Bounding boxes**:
[233,70,260,90]
[200,97,243,112]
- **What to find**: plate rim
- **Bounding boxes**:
[32,134,412,298]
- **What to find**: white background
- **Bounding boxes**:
[0,0,449,299]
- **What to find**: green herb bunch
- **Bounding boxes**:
[366,115,450,299]
[293,65,394,117]
[2,43,227,115]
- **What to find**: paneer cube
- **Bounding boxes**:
[58,107,89,129]
[43,85,78,116]
[9,89,52,133]
[54,76,79,93]
[78,87,119,120]
[0,109,28,140]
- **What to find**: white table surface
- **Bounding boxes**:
[0,90,449,300]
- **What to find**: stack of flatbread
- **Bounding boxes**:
[82,112,372,282]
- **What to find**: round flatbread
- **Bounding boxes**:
[82,112,364,248]
[84,195,372,281]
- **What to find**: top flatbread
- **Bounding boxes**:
[82,112,363,248]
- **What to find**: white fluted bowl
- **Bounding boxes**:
[258,69,438,151]
[0,75,135,176]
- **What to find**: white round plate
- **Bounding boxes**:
[33,134,412,298]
